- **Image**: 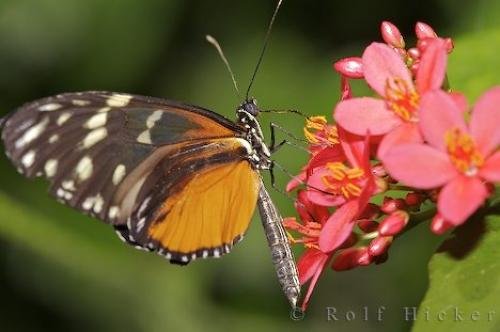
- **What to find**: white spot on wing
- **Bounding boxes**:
[57,188,65,198]
[146,110,163,128]
[97,107,111,113]
[82,127,107,148]
[137,130,152,144]
[75,156,93,181]
[39,103,62,112]
[57,113,72,126]
[85,113,108,129]
[72,99,90,106]
[112,164,126,185]
[82,196,95,210]
[21,150,36,168]
[106,94,132,107]
[138,197,151,217]
[108,206,120,219]
[93,194,104,214]
[44,159,58,177]
[136,217,146,232]
[15,117,49,149]
[62,180,76,191]
[49,134,59,143]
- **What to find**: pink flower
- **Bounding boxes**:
[334,39,448,157]
[306,128,372,207]
[306,130,377,253]
[283,191,334,311]
[381,87,500,226]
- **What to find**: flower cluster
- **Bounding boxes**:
[285,21,500,311]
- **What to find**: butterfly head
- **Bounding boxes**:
[239,98,260,117]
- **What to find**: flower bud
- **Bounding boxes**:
[374,252,389,265]
[356,247,372,266]
[372,163,387,177]
[332,248,363,271]
[357,219,378,233]
[339,233,358,249]
[416,38,430,52]
[381,197,407,214]
[378,211,409,236]
[410,62,420,76]
[405,192,423,206]
[444,38,454,53]
[381,21,405,48]
[359,203,381,220]
[407,47,420,60]
[430,213,454,235]
[415,22,437,40]
[333,57,364,78]
[368,236,393,256]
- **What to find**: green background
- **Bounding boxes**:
[0,0,498,331]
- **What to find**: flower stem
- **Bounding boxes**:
[401,207,437,233]
[387,184,413,191]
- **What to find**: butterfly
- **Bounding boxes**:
[0,0,301,309]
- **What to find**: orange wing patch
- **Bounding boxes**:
[171,108,236,139]
[148,160,260,261]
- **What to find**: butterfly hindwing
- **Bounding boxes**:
[112,138,260,264]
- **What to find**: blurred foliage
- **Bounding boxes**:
[0,1,499,332]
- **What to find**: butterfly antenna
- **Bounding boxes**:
[245,0,284,100]
[206,35,242,100]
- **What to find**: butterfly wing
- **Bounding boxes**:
[2,91,237,218]
[1,91,260,263]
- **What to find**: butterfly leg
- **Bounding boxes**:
[269,122,306,153]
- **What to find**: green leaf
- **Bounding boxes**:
[412,210,500,331]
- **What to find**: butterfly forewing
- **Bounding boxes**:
[1,91,243,226]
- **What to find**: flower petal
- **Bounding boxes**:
[479,150,500,183]
[377,122,423,159]
[334,97,401,136]
[438,176,488,225]
[470,86,500,156]
[286,171,306,192]
[419,90,467,151]
[382,143,457,189]
[297,249,329,285]
[300,252,329,311]
[338,126,366,168]
[416,38,448,94]
[307,146,345,171]
[362,42,413,97]
[449,92,468,113]
[307,169,346,206]
[296,190,330,224]
[319,200,359,252]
